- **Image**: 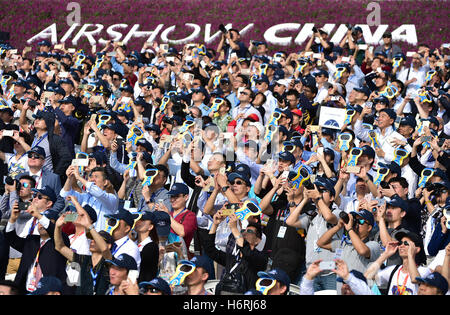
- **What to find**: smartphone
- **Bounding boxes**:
[317,147,324,155]
[312,53,321,59]
[54,44,63,50]
[319,261,336,271]
[18,201,30,211]
[358,44,368,50]
[107,51,117,57]
[341,56,350,62]
[406,51,416,57]
[71,158,89,167]
[304,52,313,57]
[347,166,361,174]
[2,130,14,137]
[421,136,432,142]
[200,60,207,69]
[240,68,250,75]
[59,72,69,78]
[64,212,78,223]
[121,97,131,103]
[128,270,139,284]
[331,96,340,101]
[221,208,235,216]
[183,73,194,83]
[68,48,76,53]
[160,44,169,51]
[24,47,32,53]
[115,138,124,147]
[281,170,289,180]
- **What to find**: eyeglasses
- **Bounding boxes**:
[240,91,249,96]
[140,286,161,294]
[231,180,245,186]
[241,228,256,235]
[398,241,410,246]
[356,219,368,225]
[19,182,30,188]
[28,153,44,160]
[33,193,49,200]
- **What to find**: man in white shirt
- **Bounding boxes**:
[254,75,277,123]
[104,207,141,269]
[231,87,262,130]
[354,108,410,165]
[396,53,429,96]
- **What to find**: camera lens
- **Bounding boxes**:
[339,211,350,224]
[5,176,14,186]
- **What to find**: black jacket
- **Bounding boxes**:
[202,231,268,293]
[5,221,70,294]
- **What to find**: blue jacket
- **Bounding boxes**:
[427,222,450,257]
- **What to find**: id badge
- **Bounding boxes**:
[277,226,287,238]
[334,248,343,260]
[124,200,132,210]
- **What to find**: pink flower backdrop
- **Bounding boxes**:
[1,0,448,53]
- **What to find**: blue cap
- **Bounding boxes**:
[15,79,31,90]
[51,86,66,97]
[134,97,149,108]
[136,139,153,154]
[101,123,120,133]
[89,150,107,165]
[153,211,171,237]
[42,209,59,221]
[278,151,296,164]
[145,123,161,135]
[105,209,135,227]
[138,211,157,222]
[374,96,389,105]
[106,253,138,271]
[350,209,375,226]
[234,164,251,179]
[59,78,74,86]
[32,185,57,203]
[380,108,397,122]
[28,146,46,159]
[337,270,367,284]
[58,96,76,105]
[354,86,371,98]
[416,272,448,294]
[139,277,172,295]
[168,183,190,196]
[399,116,416,129]
[257,268,291,288]
[386,195,408,211]
[313,177,336,196]
[30,276,62,295]
[379,162,402,177]
[228,172,251,186]
[255,75,270,84]
[180,255,210,271]
[119,85,134,94]
[37,40,51,47]
[313,69,329,78]
[210,88,224,97]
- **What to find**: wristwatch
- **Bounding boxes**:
[87,225,95,232]
[221,186,229,193]
[288,201,297,208]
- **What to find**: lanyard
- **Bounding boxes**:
[90,267,100,291]
[150,188,164,203]
[112,238,129,256]
[70,231,85,246]
[396,266,409,295]
[33,240,48,279]
[173,208,187,221]
[32,133,48,148]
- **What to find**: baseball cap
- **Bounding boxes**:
[119,85,134,94]
[354,86,371,98]
[399,116,416,129]
[28,146,46,158]
[337,270,367,284]
[313,69,329,78]
[380,108,397,122]
[42,209,59,221]
[136,139,153,154]
[361,145,375,159]
[373,96,389,105]
[393,228,422,247]
[350,209,375,226]
[386,195,408,211]
[257,268,291,289]
[416,272,449,294]
[137,211,157,222]
[291,109,302,117]
[139,277,172,295]
[313,177,336,196]
[106,253,138,271]
[378,162,402,177]
[153,211,171,237]
[145,123,161,135]
[228,172,251,186]
[255,75,270,84]
[89,150,107,165]
[105,208,135,227]
[180,255,210,271]
[278,151,296,164]
[168,183,190,196]
[30,276,62,295]
[32,186,57,203]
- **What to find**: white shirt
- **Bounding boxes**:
[232,103,263,130]
[376,265,431,295]
[136,236,152,253]
[112,235,141,269]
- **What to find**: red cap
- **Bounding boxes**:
[245,113,260,122]
[291,109,303,117]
